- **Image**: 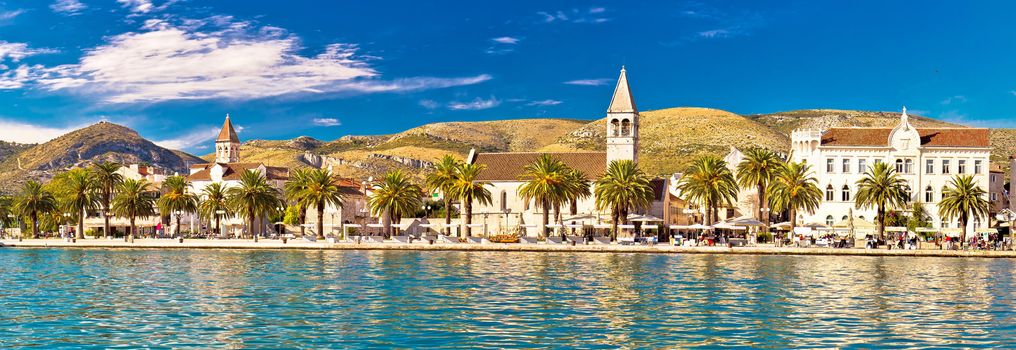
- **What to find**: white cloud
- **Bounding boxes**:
[0,119,79,144]
[563,78,611,86]
[0,9,25,21]
[699,29,733,38]
[311,118,340,127]
[50,0,86,15]
[589,7,606,14]
[0,42,57,62]
[117,0,174,13]
[448,97,500,111]
[153,126,219,150]
[527,99,562,106]
[491,37,520,44]
[419,99,439,109]
[940,95,967,105]
[537,9,608,24]
[0,18,490,103]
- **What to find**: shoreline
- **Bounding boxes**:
[3,238,1016,258]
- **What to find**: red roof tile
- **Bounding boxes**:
[821,128,989,147]
[472,152,607,181]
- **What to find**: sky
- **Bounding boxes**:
[0,0,1015,153]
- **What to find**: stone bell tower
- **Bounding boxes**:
[606,66,639,165]
[215,114,240,164]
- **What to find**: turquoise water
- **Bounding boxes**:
[1,249,1015,349]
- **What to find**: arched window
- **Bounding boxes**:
[904,159,913,174]
[610,119,620,137]
[825,185,834,201]
[925,186,933,203]
[895,159,904,173]
[859,216,866,221]
[941,186,948,201]
[500,190,507,212]
[826,215,834,226]
[842,215,848,221]
[841,185,850,202]
[620,119,631,137]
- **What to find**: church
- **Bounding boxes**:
[466,67,672,237]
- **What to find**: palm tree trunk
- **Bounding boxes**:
[129,217,135,243]
[249,208,257,242]
[103,194,111,239]
[540,199,549,239]
[444,197,452,236]
[175,215,181,237]
[299,206,306,237]
[316,202,325,240]
[877,206,885,241]
[960,212,968,249]
[31,211,38,238]
[464,199,473,237]
[77,213,85,240]
[611,206,619,241]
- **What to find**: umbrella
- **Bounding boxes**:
[802,222,830,229]
[884,226,908,232]
[772,221,792,230]
[627,214,663,222]
[833,217,875,229]
[728,216,765,227]
[562,214,596,222]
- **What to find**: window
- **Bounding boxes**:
[842,215,848,221]
[825,185,834,201]
[992,174,998,184]
[904,159,913,174]
[958,160,967,174]
[974,160,983,174]
[895,159,904,173]
[858,159,867,174]
[942,186,948,201]
[991,193,998,202]
[610,119,620,137]
[926,159,934,174]
[620,119,631,136]
[925,186,934,203]
[841,185,851,202]
[942,160,951,174]
[826,215,834,226]
[842,159,850,173]
[859,216,866,221]
[827,158,835,173]
[500,191,507,212]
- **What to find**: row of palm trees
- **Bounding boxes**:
[676,148,990,243]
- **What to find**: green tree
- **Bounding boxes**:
[157,175,198,237]
[677,155,738,226]
[111,179,157,242]
[426,155,461,236]
[906,202,932,233]
[367,170,423,237]
[736,148,785,227]
[14,180,58,238]
[51,168,99,239]
[287,168,345,240]
[594,160,655,241]
[938,174,990,246]
[91,162,123,238]
[226,170,283,242]
[283,168,312,237]
[855,162,910,239]
[770,161,823,230]
[0,195,13,237]
[517,154,569,238]
[449,163,492,237]
[198,182,231,238]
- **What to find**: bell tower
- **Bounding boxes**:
[606,66,639,165]
[215,114,240,163]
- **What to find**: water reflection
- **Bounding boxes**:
[1,249,1014,348]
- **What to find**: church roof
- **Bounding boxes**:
[187,162,289,182]
[607,67,637,114]
[820,127,990,148]
[471,152,607,182]
[217,115,240,143]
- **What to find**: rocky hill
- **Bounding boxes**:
[0,121,205,191]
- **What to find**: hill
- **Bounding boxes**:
[0,121,204,192]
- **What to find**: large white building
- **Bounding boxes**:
[790,108,992,231]
[467,67,673,237]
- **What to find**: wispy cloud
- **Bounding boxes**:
[698,29,733,38]
[448,97,500,111]
[491,37,520,44]
[662,5,763,45]
[0,17,491,103]
[0,41,58,62]
[117,0,175,13]
[419,99,439,109]
[563,78,611,86]
[311,118,340,127]
[0,9,25,21]
[537,8,609,24]
[940,95,967,105]
[154,126,219,150]
[50,0,86,15]
[527,99,562,106]
[0,119,81,144]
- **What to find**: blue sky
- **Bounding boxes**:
[0,1,1013,153]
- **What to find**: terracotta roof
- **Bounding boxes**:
[607,67,637,113]
[217,116,240,143]
[472,152,607,181]
[821,128,990,147]
[650,178,667,201]
[338,178,364,196]
[187,162,288,182]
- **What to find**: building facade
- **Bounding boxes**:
[790,108,992,230]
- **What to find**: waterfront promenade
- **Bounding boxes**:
[3,238,1016,258]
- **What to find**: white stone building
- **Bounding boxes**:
[467,67,673,237]
[790,108,992,231]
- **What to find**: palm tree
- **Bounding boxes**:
[198,182,231,238]
[449,163,492,237]
[0,195,13,238]
[226,170,283,242]
[111,179,157,242]
[938,175,989,247]
[855,162,910,239]
[51,168,98,239]
[368,170,423,237]
[288,168,345,240]
[594,160,655,241]
[13,180,58,238]
[517,154,569,238]
[157,175,198,237]
[770,161,823,231]
[426,155,461,235]
[283,168,312,237]
[736,148,785,227]
[677,155,738,227]
[91,162,123,238]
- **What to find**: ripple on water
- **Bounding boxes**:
[0,249,1014,349]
